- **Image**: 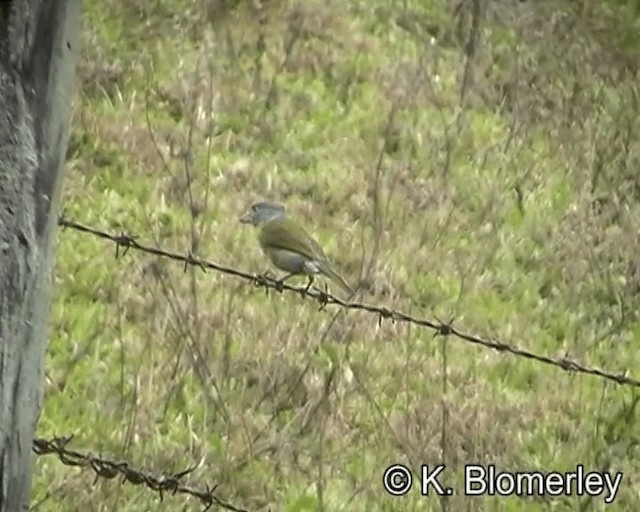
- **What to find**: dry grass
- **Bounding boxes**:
[33,0,640,510]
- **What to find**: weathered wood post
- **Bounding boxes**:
[0,1,80,509]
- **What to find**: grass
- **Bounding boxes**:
[33,0,640,510]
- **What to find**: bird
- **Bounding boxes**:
[240,201,354,296]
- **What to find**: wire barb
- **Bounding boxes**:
[434,316,454,337]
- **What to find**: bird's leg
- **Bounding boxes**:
[278,272,295,284]
[275,272,295,292]
[257,270,274,295]
[303,275,314,294]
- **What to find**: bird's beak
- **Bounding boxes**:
[239,212,253,224]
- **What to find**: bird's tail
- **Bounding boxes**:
[321,264,354,297]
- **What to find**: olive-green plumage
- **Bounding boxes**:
[240,201,353,295]
[258,218,323,260]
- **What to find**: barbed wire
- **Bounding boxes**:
[57,215,640,389]
[32,435,250,512]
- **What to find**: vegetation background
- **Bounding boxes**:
[33,0,640,510]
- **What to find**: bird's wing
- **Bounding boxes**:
[259,218,327,261]
[307,233,328,261]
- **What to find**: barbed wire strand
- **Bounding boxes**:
[32,435,250,512]
[57,215,640,389]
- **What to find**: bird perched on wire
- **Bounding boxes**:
[240,201,354,296]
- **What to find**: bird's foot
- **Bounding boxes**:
[258,270,276,295]
[273,273,296,293]
[274,278,286,293]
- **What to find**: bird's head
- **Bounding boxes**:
[240,201,286,226]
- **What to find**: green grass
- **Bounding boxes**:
[33,0,640,510]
